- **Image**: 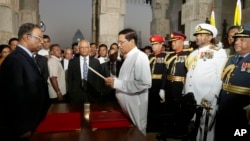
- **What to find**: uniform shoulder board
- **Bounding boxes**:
[183,48,193,52]
[209,45,221,51]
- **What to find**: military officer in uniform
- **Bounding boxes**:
[147,35,167,132]
[215,25,250,141]
[159,32,193,136]
[183,23,227,141]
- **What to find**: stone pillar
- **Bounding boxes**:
[150,0,170,37]
[243,7,250,24]
[19,0,40,26]
[182,0,213,41]
[94,0,125,47]
[0,0,19,44]
[214,0,222,39]
[92,0,98,43]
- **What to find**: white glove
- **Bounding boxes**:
[159,89,165,103]
[201,94,216,108]
[203,93,216,102]
[243,104,250,125]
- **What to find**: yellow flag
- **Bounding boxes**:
[234,0,242,25]
[210,9,216,27]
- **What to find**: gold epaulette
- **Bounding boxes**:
[149,57,156,64]
[166,51,175,55]
[209,45,221,51]
[183,48,194,52]
[164,51,174,64]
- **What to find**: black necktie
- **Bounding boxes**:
[237,56,243,64]
[32,54,41,72]
[111,62,116,75]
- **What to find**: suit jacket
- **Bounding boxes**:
[0,46,47,140]
[35,54,50,119]
[100,60,122,102]
[67,56,102,103]
[61,59,64,68]
[101,60,123,77]
[35,54,49,87]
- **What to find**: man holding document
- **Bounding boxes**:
[104,28,152,135]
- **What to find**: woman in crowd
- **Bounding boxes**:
[0,44,11,66]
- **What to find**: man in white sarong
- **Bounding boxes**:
[183,23,227,141]
[105,28,152,136]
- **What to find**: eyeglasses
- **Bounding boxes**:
[27,34,43,42]
[118,40,127,45]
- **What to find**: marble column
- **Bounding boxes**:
[150,0,170,37]
[93,0,125,47]
[182,0,213,41]
[19,0,40,26]
[92,0,97,43]
[242,5,250,24]
[0,0,19,44]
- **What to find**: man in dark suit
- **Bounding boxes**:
[34,48,50,121]
[67,39,102,103]
[0,23,47,141]
[100,48,122,102]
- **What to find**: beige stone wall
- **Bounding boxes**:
[243,8,250,24]
[19,0,40,26]
[0,0,39,45]
[150,0,169,36]
[182,0,213,41]
[96,0,125,47]
[242,0,250,24]
[0,0,19,44]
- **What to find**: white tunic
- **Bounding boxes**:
[183,45,227,141]
[47,55,66,98]
[113,47,152,136]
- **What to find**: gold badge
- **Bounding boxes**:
[197,25,202,32]
[238,26,244,33]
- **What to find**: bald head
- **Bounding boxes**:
[79,40,90,57]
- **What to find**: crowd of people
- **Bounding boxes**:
[0,22,249,141]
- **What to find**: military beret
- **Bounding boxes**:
[193,23,218,38]
[233,25,250,38]
[149,35,165,44]
[169,32,186,41]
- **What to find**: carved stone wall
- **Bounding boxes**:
[150,0,169,37]
[182,0,213,41]
[0,0,19,44]
[93,0,125,47]
[244,0,250,23]
[1,0,250,46]
[19,0,39,26]
[0,0,39,45]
